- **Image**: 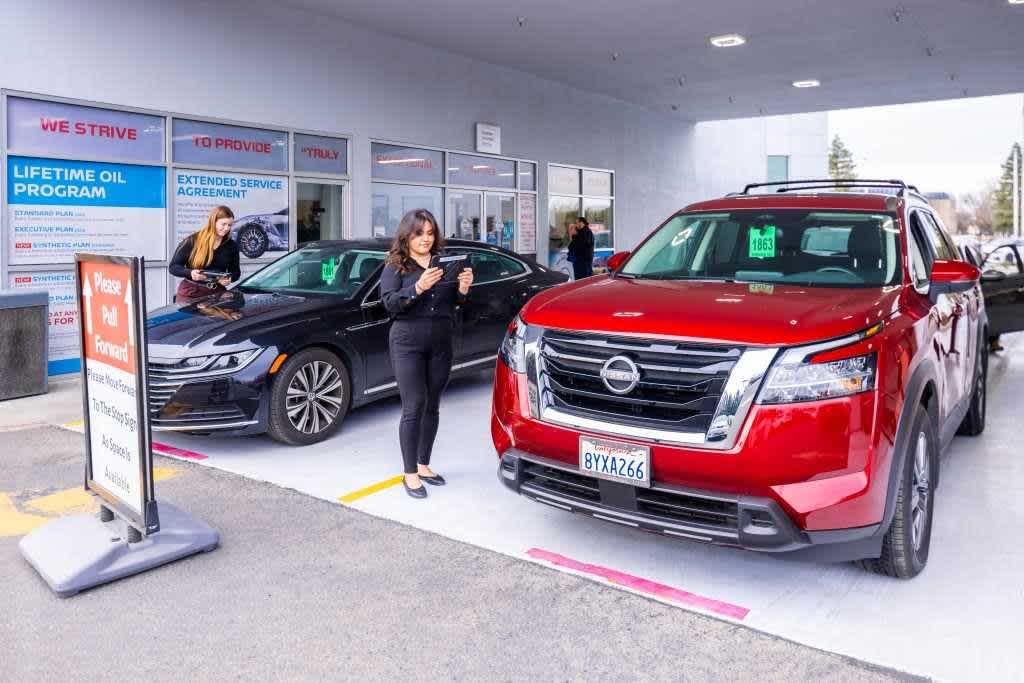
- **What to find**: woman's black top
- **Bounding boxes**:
[381,260,467,320]
[169,235,242,283]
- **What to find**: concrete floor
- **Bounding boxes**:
[1,427,915,681]
[131,334,1024,682]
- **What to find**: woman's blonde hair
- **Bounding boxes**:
[188,205,235,269]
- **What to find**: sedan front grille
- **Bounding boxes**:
[146,356,247,429]
[539,331,742,434]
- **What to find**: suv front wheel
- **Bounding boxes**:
[860,405,936,579]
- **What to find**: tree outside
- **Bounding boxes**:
[992,143,1022,235]
[828,135,857,182]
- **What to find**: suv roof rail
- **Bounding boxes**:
[740,179,920,195]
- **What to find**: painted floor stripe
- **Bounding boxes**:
[153,442,208,461]
[526,548,750,621]
[338,475,405,504]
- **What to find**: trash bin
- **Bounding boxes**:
[0,289,49,400]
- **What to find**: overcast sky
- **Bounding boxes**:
[828,93,1024,198]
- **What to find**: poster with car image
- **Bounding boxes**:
[174,170,288,260]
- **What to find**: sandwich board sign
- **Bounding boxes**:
[78,254,159,535]
[19,254,218,597]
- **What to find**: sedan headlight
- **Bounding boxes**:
[176,349,260,374]
[758,353,876,405]
[499,316,528,374]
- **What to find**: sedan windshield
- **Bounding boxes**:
[239,245,386,297]
[620,210,902,288]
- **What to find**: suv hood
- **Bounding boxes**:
[523,277,901,347]
[146,290,325,355]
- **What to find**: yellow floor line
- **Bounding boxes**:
[0,493,51,537]
[338,475,404,504]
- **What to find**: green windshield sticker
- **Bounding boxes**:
[321,257,338,282]
[748,225,776,259]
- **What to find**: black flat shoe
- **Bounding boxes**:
[420,473,446,486]
[403,479,428,498]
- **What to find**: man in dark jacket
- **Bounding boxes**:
[567,216,594,280]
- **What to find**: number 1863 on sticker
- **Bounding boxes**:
[579,436,651,487]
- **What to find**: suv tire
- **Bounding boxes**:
[957,346,987,436]
[237,223,269,258]
[267,348,351,446]
[860,405,936,579]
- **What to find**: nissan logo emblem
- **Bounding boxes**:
[600,355,640,394]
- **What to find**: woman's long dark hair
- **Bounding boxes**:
[386,209,444,274]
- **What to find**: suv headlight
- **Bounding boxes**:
[758,353,877,405]
[499,315,528,374]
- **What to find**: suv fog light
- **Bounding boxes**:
[759,353,877,405]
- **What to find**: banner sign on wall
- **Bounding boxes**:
[172,119,288,172]
[6,97,166,163]
[6,156,167,265]
[9,269,171,376]
[294,134,348,175]
[174,170,289,260]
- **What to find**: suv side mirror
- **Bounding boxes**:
[607,250,631,272]
[929,259,980,300]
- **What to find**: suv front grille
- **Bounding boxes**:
[539,331,742,433]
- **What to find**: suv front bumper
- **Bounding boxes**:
[499,448,881,562]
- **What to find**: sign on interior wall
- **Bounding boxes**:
[174,170,288,260]
[7,268,169,375]
[518,194,536,254]
[6,156,167,266]
[172,119,288,172]
[475,123,501,155]
[6,97,165,163]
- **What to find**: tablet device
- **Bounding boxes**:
[429,253,469,282]
[200,269,230,280]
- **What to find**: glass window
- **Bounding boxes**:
[548,195,581,256]
[485,194,516,250]
[518,162,536,191]
[452,249,525,284]
[371,143,443,184]
[294,134,348,175]
[239,244,386,297]
[447,153,515,189]
[549,166,580,195]
[982,245,1023,276]
[916,211,954,261]
[583,170,613,197]
[620,210,902,288]
[371,183,443,237]
[447,191,482,240]
[297,182,344,244]
[172,119,288,172]
[766,155,790,183]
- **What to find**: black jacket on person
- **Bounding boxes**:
[380,260,467,320]
[567,226,595,277]
[169,235,241,283]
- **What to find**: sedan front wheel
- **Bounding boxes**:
[267,348,351,445]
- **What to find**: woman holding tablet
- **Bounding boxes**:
[169,205,241,304]
[380,209,473,499]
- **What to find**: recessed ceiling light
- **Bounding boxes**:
[709,33,746,48]
[792,79,821,88]
[1009,0,1024,5]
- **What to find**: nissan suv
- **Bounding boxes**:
[492,180,987,578]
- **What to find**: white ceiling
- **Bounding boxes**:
[284,0,1024,121]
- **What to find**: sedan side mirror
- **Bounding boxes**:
[929,259,980,301]
[607,250,631,272]
[981,269,1007,283]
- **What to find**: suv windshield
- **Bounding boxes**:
[620,209,901,288]
[239,245,386,297]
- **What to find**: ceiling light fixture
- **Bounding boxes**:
[677,76,686,87]
[792,79,821,88]
[611,52,620,61]
[1009,0,1024,5]
[671,104,679,111]
[710,33,746,47]
[516,15,526,27]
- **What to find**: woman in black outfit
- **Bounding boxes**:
[169,205,241,304]
[380,209,473,498]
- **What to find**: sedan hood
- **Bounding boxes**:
[146,290,325,355]
[522,276,901,347]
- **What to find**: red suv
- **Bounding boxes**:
[492,180,986,578]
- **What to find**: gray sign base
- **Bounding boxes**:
[18,502,219,598]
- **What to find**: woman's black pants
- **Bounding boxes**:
[389,319,454,475]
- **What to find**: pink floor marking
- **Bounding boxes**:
[153,441,209,461]
[527,548,749,620]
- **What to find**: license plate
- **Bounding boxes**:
[579,436,651,487]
